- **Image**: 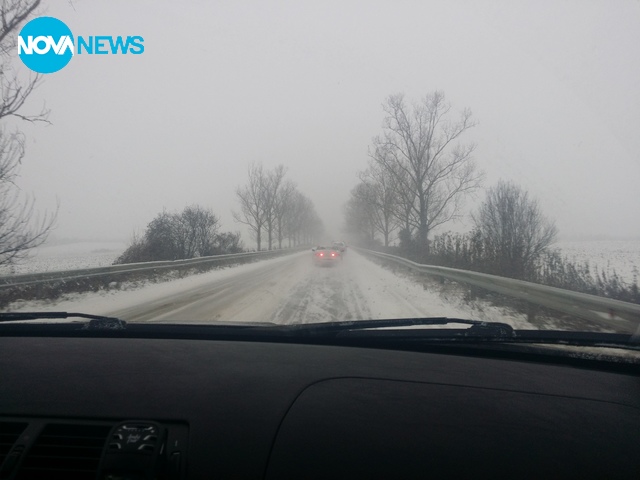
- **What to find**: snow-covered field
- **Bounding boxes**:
[553,239,640,283]
[0,241,127,275]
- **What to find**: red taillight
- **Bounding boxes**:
[331,252,336,257]
[319,252,324,256]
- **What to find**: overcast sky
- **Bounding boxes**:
[11,0,640,246]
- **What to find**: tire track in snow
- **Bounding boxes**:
[270,257,371,324]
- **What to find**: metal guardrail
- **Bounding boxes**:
[357,248,640,332]
[0,248,303,289]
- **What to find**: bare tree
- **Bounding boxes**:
[298,197,323,244]
[1,0,47,122]
[144,210,180,260]
[473,181,558,279]
[262,164,287,250]
[370,92,482,256]
[282,190,323,246]
[0,0,56,267]
[213,231,243,255]
[282,190,305,247]
[343,183,378,246]
[233,163,266,250]
[176,205,220,258]
[274,179,295,249]
[358,163,399,247]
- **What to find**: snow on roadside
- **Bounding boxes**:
[346,251,537,329]
[7,252,307,315]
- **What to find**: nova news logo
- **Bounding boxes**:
[18,17,144,74]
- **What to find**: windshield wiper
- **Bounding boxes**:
[286,317,515,337]
[0,312,126,330]
[283,318,638,347]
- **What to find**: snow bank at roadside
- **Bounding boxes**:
[8,252,306,315]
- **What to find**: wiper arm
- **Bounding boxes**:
[0,312,126,330]
[287,317,515,338]
[287,318,638,348]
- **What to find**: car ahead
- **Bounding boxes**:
[312,246,342,266]
[332,241,347,253]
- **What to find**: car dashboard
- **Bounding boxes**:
[1,327,639,479]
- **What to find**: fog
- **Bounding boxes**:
[11,0,640,247]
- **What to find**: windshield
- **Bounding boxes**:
[1,0,639,338]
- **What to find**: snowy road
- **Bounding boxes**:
[108,250,478,324]
[13,249,534,327]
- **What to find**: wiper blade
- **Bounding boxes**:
[287,317,515,337]
[0,312,126,330]
[286,318,638,348]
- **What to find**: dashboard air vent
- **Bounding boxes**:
[0,422,28,466]
[17,423,111,480]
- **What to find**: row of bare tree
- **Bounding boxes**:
[0,0,57,268]
[346,91,557,280]
[234,163,323,250]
